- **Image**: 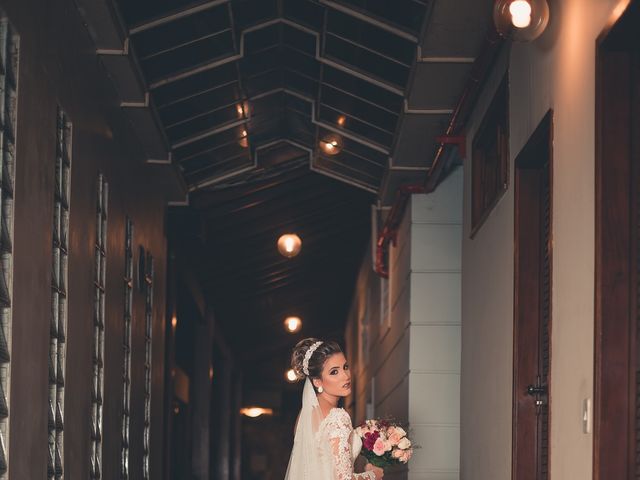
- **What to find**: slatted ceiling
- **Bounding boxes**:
[233,0,279,30]
[282,24,316,54]
[282,0,325,30]
[114,0,432,192]
[165,107,240,143]
[132,6,230,58]
[119,0,213,26]
[174,126,246,160]
[152,62,238,102]
[331,0,428,35]
[319,86,396,129]
[322,66,403,114]
[318,105,392,147]
[326,9,415,66]
[244,24,279,53]
[281,49,319,78]
[142,34,235,85]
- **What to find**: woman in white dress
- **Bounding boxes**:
[284,338,384,480]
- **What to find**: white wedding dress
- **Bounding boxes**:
[284,378,375,480]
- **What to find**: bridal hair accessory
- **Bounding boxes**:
[302,341,323,376]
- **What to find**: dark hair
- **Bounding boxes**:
[291,338,342,381]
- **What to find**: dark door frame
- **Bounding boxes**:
[594,2,640,478]
[513,110,554,480]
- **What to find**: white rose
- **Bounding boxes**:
[394,426,407,437]
[398,437,411,450]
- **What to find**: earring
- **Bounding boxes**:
[317,386,323,393]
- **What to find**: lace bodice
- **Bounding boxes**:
[316,408,375,480]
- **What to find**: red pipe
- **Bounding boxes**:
[375,26,504,277]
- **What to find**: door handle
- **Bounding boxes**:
[526,385,548,396]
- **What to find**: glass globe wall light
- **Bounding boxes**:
[277,233,302,258]
[493,0,549,41]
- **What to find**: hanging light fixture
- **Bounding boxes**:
[319,134,343,156]
[284,316,302,333]
[240,407,274,418]
[277,233,302,258]
[337,115,346,126]
[493,0,549,41]
[236,101,249,118]
[238,129,249,148]
[285,369,298,383]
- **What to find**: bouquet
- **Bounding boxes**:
[354,419,413,468]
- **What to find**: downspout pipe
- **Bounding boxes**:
[375,26,504,277]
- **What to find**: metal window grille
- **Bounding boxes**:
[0,14,18,479]
[90,174,108,480]
[120,218,133,480]
[48,108,71,480]
[142,253,154,480]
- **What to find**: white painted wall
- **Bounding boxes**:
[461,1,628,479]
[344,170,463,480]
[408,169,463,480]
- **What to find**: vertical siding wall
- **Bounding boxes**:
[462,1,626,479]
[408,169,462,480]
[345,169,462,480]
[0,0,181,478]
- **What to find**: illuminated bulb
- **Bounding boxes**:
[286,369,298,382]
[236,102,249,118]
[240,407,274,418]
[171,316,177,328]
[493,0,548,41]
[209,366,214,380]
[284,316,302,333]
[277,234,302,258]
[238,129,249,148]
[337,115,346,126]
[319,134,343,156]
[510,0,532,28]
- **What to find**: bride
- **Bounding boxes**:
[285,338,384,480]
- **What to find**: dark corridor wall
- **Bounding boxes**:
[0,0,182,478]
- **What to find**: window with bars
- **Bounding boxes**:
[90,174,108,480]
[120,218,133,480]
[0,14,18,479]
[48,108,71,480]
[142,252,154,480]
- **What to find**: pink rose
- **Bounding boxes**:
[372,438,387,456]
[400,449,412,463]
[387,428,403,446]
[391,448,403,459]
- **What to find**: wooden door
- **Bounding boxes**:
[594,2,640,477]
[513,111,553,480]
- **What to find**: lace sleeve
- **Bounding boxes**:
[325,410,376,480]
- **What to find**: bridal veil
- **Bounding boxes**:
[284,377,333,480]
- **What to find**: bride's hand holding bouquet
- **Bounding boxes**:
[355,419,414,470]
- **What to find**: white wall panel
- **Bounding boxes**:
[412,169,463,225]
[410,325,461,373]
[409,424,460,472]
[409,373,460,425]
[410,273,461,326]
[411,225,462,272]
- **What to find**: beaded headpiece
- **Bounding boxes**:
[302,341,323,376]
